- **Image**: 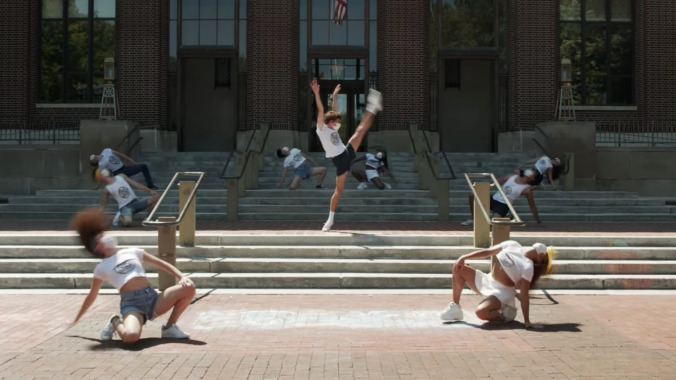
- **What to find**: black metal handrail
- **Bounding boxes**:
[220,125,272,180]
[463,172,525,227]
[142,171,206,226]
[114,122,143,156]
[406,127,456,180]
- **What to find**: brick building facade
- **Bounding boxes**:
[1,0,674,151]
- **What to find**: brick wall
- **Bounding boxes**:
[116,0,167,127]
[0,1,33,122]
[642,0,676,121]
[507,0,559,130]
[377,0,430,130]
[246,0,298,130]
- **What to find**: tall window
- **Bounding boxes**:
[311,0,366,46]
[434,0,496,48]
[560,0,634,105]
[40,0,116,103]
[170,0,246,71]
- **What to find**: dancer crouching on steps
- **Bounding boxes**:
[310,80,383,232]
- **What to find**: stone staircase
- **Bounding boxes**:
[1,232,675,290]
[0,151,673,224]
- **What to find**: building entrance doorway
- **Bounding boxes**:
[312,81,367,152]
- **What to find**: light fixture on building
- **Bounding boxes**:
[557,58,575,121]
[561,58,571,84]
[100,57,118,120]
[104,57,115,82]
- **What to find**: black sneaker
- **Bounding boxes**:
[149,186,159,190]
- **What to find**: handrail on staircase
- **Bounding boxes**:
[464,172,525,248]
[219,124,272,221]
[142,171,206,226]
[463,173,526,227]
[407,125,454,221]
[406,126,456,180]
[219,124,271,180]
[114,122,143,158]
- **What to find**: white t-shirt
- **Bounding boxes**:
[316,125,346,158]
[98,148,124,171]
[493,175,530,204]
[365,153,383,170]
[496,240,534,284]
[93,247,147,290]
[106,175,138,209]
[283,148,306,169]
[534,156,553,175]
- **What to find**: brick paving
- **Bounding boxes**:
[1,219,676,378]
[1,293,676,379]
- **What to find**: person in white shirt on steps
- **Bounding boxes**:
[440,240,553,329]
[350,151,393,190]
[94,168,159,227]
[460,171,541,226]
[70,208,196,343]
[276,146,327,190]
[310,79,383,232]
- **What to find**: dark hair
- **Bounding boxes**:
[551,163,562,180]
[530,254,552,287]
[276,148,286,158]
[69,207,110,257]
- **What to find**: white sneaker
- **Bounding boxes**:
[384,182,392,190]
[357,182,368,190]
[100,314,119,341]
[460,219,473,226]
[161,324,190,339]
[440,302,464,321]
[322,220,333,232]
[501,304,517,322]
[366,88,383,114]
[112,212,121,227]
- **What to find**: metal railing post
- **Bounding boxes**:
[473,182,491,248]
[178,181,196,247]
[563,153,575,190]
[157,216,177,291]
[437,179,449,221]
[227,178,239,221]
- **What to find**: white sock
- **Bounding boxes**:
[327,211,335,223]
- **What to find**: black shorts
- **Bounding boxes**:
[490,198,510,217]
[331,144,357,176]
[520,168,544,186]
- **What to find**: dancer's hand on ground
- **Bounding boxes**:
[525,321,544,329]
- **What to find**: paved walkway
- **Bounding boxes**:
[1,292,676,379]
[1,220,676,379]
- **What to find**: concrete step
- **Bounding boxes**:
[3,272,676,290]
[2,258,675,275]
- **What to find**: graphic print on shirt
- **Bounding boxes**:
[118,186,131,199]
[114,259,137,274]
[292,151,303,162]
[108,155,122,166]
[503,185,513,197]
[330,131,342,145]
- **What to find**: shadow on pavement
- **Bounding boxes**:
[69,335,207,351]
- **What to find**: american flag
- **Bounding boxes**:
[334,0,347,26]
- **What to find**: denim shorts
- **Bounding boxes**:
[120,285,159,323]
[294,163,314,179]
[119,198,149,216]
